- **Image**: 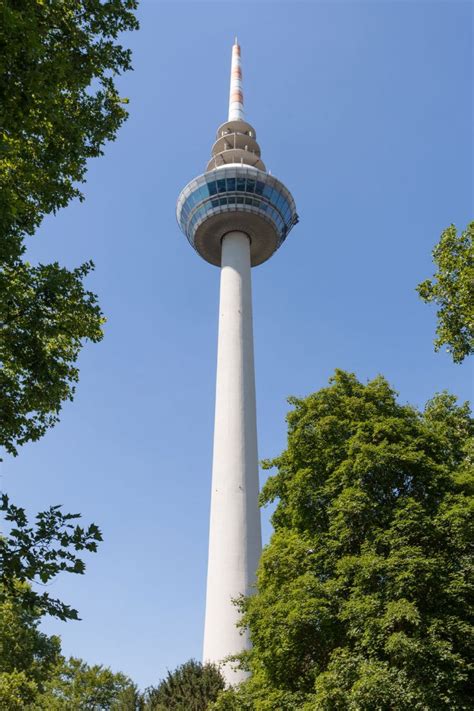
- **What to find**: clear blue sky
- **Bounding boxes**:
[3,0,472,691]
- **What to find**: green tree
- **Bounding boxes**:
[0,582,61,710]
[211,686,256,711]
[144,660,226,711]
[0,586,141,711]
[217,371,473,710]
[1,494,102,621]
[0,0,139,254]
[35,656,141,710]
[0,260,104,456]
[112,684,145,711]
[0,0,137,619]
[417,222,474,363]
[0,5,139,704]
[0,0,138,454]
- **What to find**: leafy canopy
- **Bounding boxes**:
[0,0,138,454]
[35,656,140,711]
[0,260,104,456]
[0,587,139,710]
[417,222,474,363]
[0,3,138,702]
[0,0,139,253]
[0,582,61,710]
[1,494,102,621]
[215,371,473,710]
[144,660,226,711]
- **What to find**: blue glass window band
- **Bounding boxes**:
[181,179,293,224]
[177,168,297,251]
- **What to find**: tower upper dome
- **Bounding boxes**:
[176,40,298,267]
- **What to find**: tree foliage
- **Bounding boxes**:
[0,494,102,621]
[0,582,61,709]
[0,590,139,711]
[217,371,473,710]
[35,656,140,710]
[0,260,104,456]
[144,660,226,711]
[0,0,138,455]
[0,3,138,702]
[417,222,474,363]
[0,0,139,252]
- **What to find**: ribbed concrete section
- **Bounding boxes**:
[203,231,262,685]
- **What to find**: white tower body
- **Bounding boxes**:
[203,231,261,683]
[176,41,298,686]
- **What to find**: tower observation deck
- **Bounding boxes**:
[176,40,298,685]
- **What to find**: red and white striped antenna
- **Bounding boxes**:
[228,38,244,121]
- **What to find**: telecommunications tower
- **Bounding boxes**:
[176,40,298,684]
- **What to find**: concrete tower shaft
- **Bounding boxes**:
[203,230,261,683]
